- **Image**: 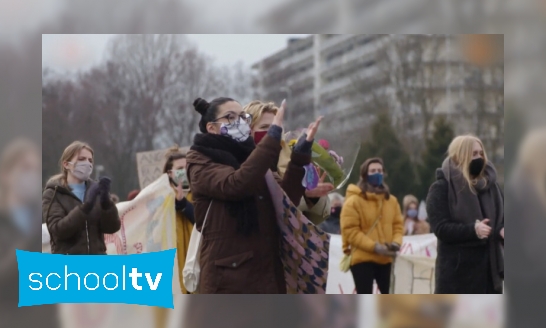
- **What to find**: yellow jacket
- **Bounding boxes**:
[175,191,194,294]
[154,191,194,328]
[341,184,404,265]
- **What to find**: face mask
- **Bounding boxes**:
[219,117,251,142]
[173,168,188,187]
[367,173,383,187]
[331,206,342,218]
[407,209,418,218]
[68,161,93,181]
[15,171,42,202]
[469,158,485,176]
[253,130,268,145]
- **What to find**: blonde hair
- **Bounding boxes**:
[402,194,419,216]
[517,128,546,205]
[49,141,94,187]
[447,135,488,191]
[243,100,278,131]
[0,138,39,208]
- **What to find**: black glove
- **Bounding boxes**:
[98,176,113,209]
[293,133,313,154]
[387,242,400,252]
[374,243,397,257]
[81,183,101,214]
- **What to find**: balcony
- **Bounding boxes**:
[289,68,315,86]
[321,45,377,76]
[279,48,314,70]
[321,34,356,51]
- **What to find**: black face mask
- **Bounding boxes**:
[331,206,342,218]
[469,158,485,176]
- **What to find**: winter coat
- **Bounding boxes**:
[186,134,309,294]
[426,169,503,294]
[174,190,194,294]
[1,210,60,328]
[42,177,120,255]
[340,184,404,266]
[318,215,341,234]
[403,218,431,235]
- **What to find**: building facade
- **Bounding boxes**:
[252,34,504,168]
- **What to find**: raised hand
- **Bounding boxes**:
[175,179,185,201]
[98,176,113,209]
[272,99,286,128]
[305,172,334,198]
[306,116,323,142]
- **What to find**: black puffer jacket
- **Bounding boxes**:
[43,177,120,255]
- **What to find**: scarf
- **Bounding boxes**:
[442,158,504,291]
[191,133,258,235]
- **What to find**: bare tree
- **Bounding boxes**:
[351,35,448,158]
[42,34,257,197]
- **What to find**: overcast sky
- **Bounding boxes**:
[42,34,309,73]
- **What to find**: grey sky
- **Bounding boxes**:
[42,34,308,73]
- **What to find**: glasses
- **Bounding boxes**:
[212,112,252,126]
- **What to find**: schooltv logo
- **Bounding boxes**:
[16,249,175,308]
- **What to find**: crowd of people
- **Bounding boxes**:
[42,96,505,295]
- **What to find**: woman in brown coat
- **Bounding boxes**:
[186,97,322,294]
[43,141,120,255]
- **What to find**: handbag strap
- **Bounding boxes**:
[347,199,384,254]
[200,201,213,233]
[366,199,383,237]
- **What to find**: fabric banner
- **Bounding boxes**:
[103,173,180,294]
[265,170,330,294]
[42,174,179,328]
[326,233,437,294]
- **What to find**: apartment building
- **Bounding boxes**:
[252,34,504,163]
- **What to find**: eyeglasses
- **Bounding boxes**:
[212,112,252,126]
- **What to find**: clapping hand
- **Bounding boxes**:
[305,172,334,198]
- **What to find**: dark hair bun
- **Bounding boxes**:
[193,98,210,116]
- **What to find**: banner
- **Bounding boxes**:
[326,233,437,294]
[136,147,189,189]
[103,173,180,294]
[43,174,180,328]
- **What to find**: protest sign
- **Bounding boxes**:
[136,147,189,189]
[326,233,437,294]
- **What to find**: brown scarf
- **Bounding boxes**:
[442,158,504,291]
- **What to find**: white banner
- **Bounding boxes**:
[43,174,180,328]
[326,233,437,294]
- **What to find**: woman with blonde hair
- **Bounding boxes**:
[402,195,430,235]
[43,141,120,255]
[244,100,333,225]
[507,128,546,327]
[426,135,503,294]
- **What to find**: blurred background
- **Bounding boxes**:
[2,0,546,327]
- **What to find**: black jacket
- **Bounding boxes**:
[427,169,502,294]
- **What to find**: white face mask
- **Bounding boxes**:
[15,171,41,202]
[173,168,188,187]
[219,117,251,142]
[68,161,93,181]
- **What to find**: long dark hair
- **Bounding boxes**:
[194,97,236,133]
[357,157,390,200]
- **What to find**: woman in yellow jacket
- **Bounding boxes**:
[341,157,404,294]
[155,146,195,328]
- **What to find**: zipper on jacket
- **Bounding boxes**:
[85,220,90,254]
